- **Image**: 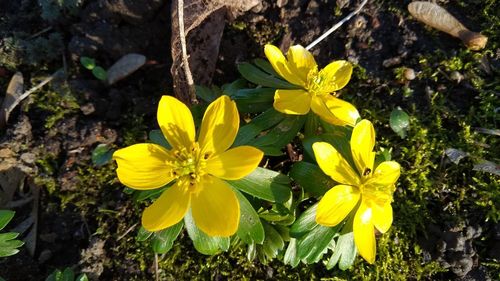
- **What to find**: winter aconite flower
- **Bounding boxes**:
[312,120,400,263]
[264,44,359,126]
[113,95,263,237]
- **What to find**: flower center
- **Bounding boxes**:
[168,142,208,188]
[305,67,339,97]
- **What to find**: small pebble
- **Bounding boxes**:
[404,68,416,80]
[450,71,464,83]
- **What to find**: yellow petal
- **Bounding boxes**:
[366,161,401,187]
[113,143,174,190]
[264,44,305,86]
[316,185,360,227]
[312,142,360,186]
[198,95,239,156]
[318,60,353,93]
[273,89,312,115]
[191,176,240,236]
[351,119,376,176]
[142,183,191,231]
[310,95,359,126]
[157,96,196,149]
[353,201,376,264]
[286,45,317,83]
[372,202,393,233]
[206,146,263,180]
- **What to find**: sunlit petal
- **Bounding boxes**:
[312,142,360,186]
[157,96,196,149]
[353,200,376,264]
[286,45,317,83]
[318,60,353,93]
[142,183,191,231]
[351,119,376,176]
[198,95,239,156]
[372,202,393,233]
[206,146,263,180]
[310,95,359,126]
[273,89,312,115]
[366,161,401,187]
[316,185,360,227]
[264,44,306,86]
[191,176,240,237]
[113,143,174,190]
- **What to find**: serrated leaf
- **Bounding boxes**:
[92,66,107,81]
[290,204,318,238]
[195,85,220,103]
[184,210,229,255]
[327,217,357,270]
[232,188,265,244]
[228,167,291,203]
[80,56,96,70]
[390,107,410,139]
[237,62,297,89]
[253,115,306,155]
[61,268,75,281]
[91,144,114,166]
[0,210,15,231]
[149,130,171,149]
[283,238,300,267]
[151,221,183,254]
[296,224,340,264]
[136,226,153,242]
[289,162,333,197]
[233,108,285,147]
[260,222,284,259]
[232,88,275,113]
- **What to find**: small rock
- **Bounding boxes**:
[450,71,464,83]
[404,68,416,80]
[20,153,36,164]
[383,56,402,68]
[106,53,146,85]
[80,103,96,115]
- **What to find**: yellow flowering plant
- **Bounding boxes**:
[109,42,402,268]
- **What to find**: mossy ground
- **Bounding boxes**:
[1,0,498,280]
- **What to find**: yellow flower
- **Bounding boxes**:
[264,44,359,126]
[113,95,263,237]
[312,120,400,263]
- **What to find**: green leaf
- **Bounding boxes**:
[252,115,306,155]
[132,186,168,202]
[136,226,153,242]
[149,130,171,149]
[260,222,285,259]
[237,62,297,89]
[91,144,114,166]
[80,56,96,70]
[62,268,75,281]
[232,188,265,244]
[296,224,340,264]
[289,162,333,197]
[45,269,62,281]
[195,85,220,103]
[304,112,320,137]
[228,167,291,203]
[327,216,357,270]
[92,66,107,81]
[390,107,410,139]
[0,231,24,257]
[0,210,15,231]
[232,88,275,113]
[76,274,89,281]
[221,79,247,96]
[253,58,280,77]
[151,221,183,254]
[289,204,318,238]
[283,238,300,267]
[184,210,230,255]
[233,108,285,147]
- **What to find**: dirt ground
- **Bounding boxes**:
[0,0,498,280]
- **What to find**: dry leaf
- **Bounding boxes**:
[170,0,260,103]
[106,53,147,85]
[0,72,24,129]
[408,1,488,50]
